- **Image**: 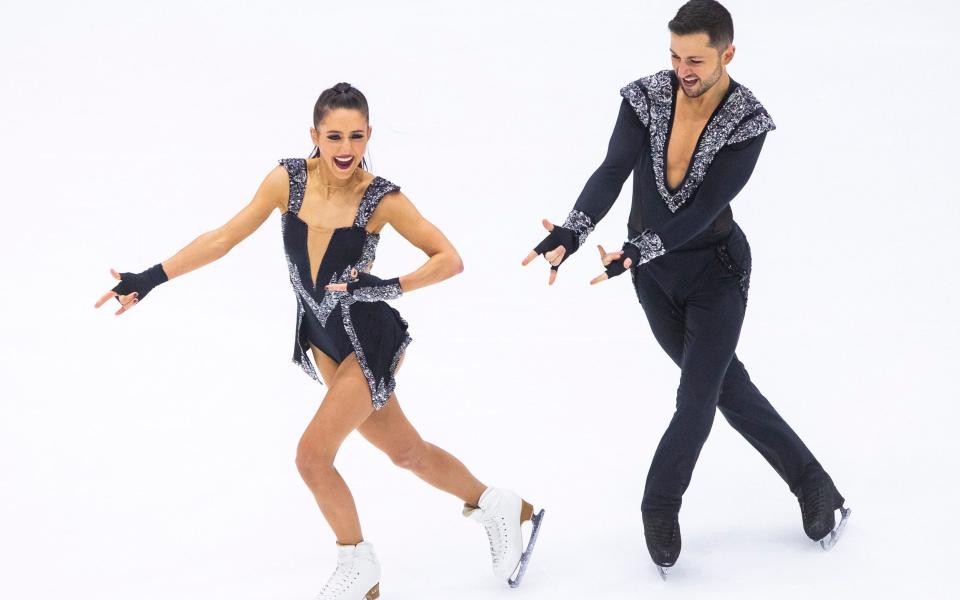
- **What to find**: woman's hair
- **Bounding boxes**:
[308,82,370,170]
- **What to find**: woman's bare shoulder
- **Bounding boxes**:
[264,163,293,213]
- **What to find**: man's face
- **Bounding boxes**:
[670,32,734,98]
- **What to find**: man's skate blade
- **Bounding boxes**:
[819,506,852,551]
[507,508,545,588]
[656,565,670,581]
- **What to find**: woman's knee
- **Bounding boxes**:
[295,433,338,479]
[388,440,429,472]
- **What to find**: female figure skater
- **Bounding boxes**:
[95,83,544,599]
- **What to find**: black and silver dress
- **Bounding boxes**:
[278,158,412,409]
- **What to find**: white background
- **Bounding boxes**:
[2,1,959,598]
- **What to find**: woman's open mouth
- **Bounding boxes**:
[333,155,355,170]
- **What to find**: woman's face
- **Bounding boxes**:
[310,108,372,179]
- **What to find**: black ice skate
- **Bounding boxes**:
[795,466,851,551]
[642,511,681,580]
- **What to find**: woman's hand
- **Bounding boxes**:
[94,268,145,315]
[590,243,636,285]
[325,269,403,302]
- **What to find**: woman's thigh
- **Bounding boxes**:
[357,393,424,461]
[300,352,375,458]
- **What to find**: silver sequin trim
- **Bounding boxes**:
[619,70,776,213]
[562,209,596,247]
[726,113,776,146]
[354,178,400,228]
[278,158,308,213]
[626,229,666,266]
[352,283,403,303]
[620,82,651,128]
[339,296,412,410]
[355,233,380,273]
[281,215,321,382]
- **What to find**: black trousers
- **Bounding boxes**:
[631,222,819,514]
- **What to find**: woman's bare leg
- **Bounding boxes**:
[296,351,375,545]
[358,392,487,506]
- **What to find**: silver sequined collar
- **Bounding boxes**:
[620,70,775,213]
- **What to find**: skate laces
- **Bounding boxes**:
[480,511,509,568]
[643,514,678,545]
[315,558,357,599]
[798,469,837,538]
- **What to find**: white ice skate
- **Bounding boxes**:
[463,487,545,588]
[313,541,380,600]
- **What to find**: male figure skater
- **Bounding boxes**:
[523,0,850,578]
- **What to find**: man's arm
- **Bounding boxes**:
[599,131,767,279]
[572,98,647,225]
[524,99,646,281]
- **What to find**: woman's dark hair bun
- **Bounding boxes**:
[333,82,353,94]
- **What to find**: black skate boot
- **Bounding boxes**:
[794,465,851,550]
[642,511,681,580]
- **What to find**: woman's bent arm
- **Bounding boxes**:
[377,191,463,293]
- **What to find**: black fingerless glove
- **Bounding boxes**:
[533,210,596,271]
[112,263,168,302]
[347,272,403,302]
[604,230,667,279]
[604,242,641,279]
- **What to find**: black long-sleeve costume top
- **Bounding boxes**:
[558,70,776,264]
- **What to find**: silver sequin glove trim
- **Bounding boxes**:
[627,230,666,266]
[561,209,596,247]
[604,230,666,278]
[347,272,403,302]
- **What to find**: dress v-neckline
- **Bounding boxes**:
[291,167,382,290]
[661,72,737,195]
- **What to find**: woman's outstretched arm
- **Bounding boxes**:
[95,165,288,314]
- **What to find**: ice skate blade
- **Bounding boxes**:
[818,506,852,551]
[507,508,545,588]
[656,565,670,581]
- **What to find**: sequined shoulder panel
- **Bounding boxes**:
[277,158,308,214]
[354,176,401,229]
[619,70,672,129]
[724,85,776,146]
[620,70,776,213]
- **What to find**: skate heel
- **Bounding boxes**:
[364,582,380,599]
[520,499,534,523]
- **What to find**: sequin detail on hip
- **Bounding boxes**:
[715,241,752,305]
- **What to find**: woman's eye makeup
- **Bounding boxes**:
[325,133,365,141]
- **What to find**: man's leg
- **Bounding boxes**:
[717,356,818,491]
[633,266,820,496]
[634,270,745,514]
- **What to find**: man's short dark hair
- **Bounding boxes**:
[668,0,734,51]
